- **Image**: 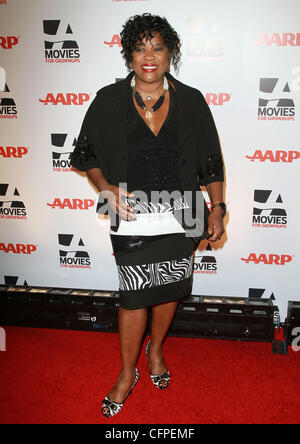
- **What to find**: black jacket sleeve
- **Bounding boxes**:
[70,99,105,173]
[196,91,224,186]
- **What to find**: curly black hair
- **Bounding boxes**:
[120,13,181,72]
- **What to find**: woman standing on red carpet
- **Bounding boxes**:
[71,13,225,418]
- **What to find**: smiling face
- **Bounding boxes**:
[131,32,170,85]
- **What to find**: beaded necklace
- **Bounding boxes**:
[131,76,169,121]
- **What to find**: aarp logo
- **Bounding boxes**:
[0,36,19,49]
[254,33,300,46]
[39,93,90,106]
[104,35,122,48]
[241,253,293,265]
[246,149,300,163]
[206,93,231,106]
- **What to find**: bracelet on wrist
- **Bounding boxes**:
[211,202,226,217]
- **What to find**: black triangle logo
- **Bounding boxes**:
[78,238,84,246]
[283,82,290,93]
[206,243,212,251]
[270,292,275,300]
[66,24,73,34]
[276,194,283,203]
[4,83,10,92]
[14,187,20,196]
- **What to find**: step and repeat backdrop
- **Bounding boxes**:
[0,0,299,317]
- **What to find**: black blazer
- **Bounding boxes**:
[71,71,224,238]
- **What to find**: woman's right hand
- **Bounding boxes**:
[101,185,136,221]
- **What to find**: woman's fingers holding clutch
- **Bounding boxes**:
[116,201,136,220]
[207,213,224,242]
[116,187,137,221]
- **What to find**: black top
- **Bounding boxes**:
[70,71,224,237]
[126,86,184,214]
[71,71,224,188]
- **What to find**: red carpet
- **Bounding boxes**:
[0,326,299,424]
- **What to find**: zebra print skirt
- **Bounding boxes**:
[110,231,195,310]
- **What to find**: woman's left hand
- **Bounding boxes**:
[207,207,224,242]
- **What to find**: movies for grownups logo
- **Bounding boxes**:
[248,288,276,301]
[58,234,91,269]
[1,275,28,286]
[51,133,75,172]
[0,184,27,220]
[252,190,287,229]
[186,18,224,61]
[43,20,80,63]
[258,78,295,121]
[193,244,217,274]
[0,67,17,119]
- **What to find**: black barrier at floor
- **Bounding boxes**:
[0,284,289,354]
[170,296,276,342]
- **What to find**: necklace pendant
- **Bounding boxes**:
[146,96,151,101]
[145,110,152,120]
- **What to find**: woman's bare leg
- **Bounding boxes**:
[105,307,147,404]
[148,300,178,374]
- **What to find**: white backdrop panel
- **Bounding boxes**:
[0,0,299,317]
